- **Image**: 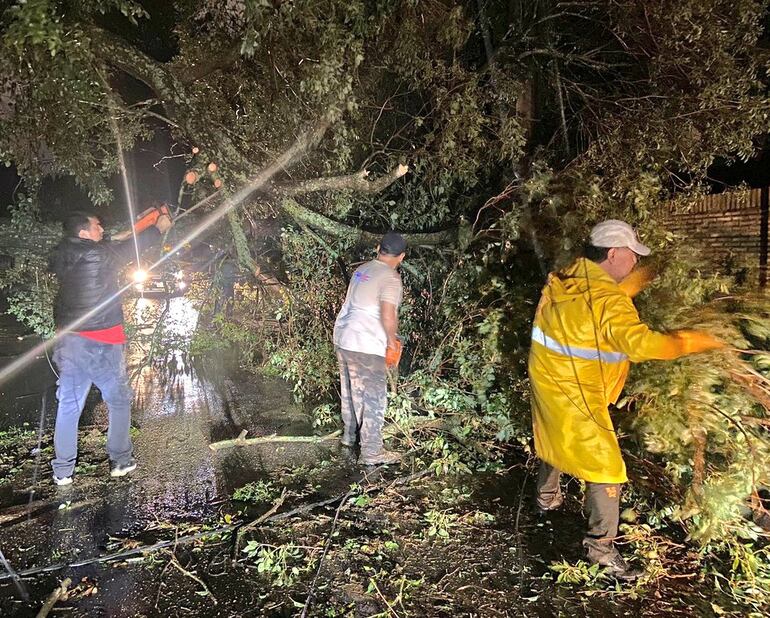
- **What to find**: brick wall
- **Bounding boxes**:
[662,187,769,285]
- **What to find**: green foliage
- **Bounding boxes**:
[0,199,59,337]
[4,276,56,338]
[365,571,423,616]
[188,324,227,357]
[711,541,770,613]
[241,542,310,588]
[627,294,770,542]
[549,560,606,586]
[1,2,150,201]
[190,310,260,361]
[3,0,65,56]
[311,403,337,429]
[349,493,371,509]
[258,229,350,401]
[0,424,34,450]
[347,482,372,508]
[74,461,99,475]
[232,480,278,504]
[0,424,35,486]
[424,436,472,477]
[423,509,458,540]
[3,0,146,58]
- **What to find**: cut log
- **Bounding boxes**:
[36,577,71,618]
[208,429,341,451]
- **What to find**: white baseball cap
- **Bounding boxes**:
[589,219,651,256]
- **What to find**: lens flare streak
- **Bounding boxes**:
[0,116,327,386]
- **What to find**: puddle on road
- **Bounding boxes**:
[0,314,58,431]
[0,295,342,615]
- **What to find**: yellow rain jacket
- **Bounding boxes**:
[528,258,718,484]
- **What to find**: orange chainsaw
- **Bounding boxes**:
[132,204,172,234]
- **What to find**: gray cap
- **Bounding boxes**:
[379,231,407,256]
[589,219,651,256]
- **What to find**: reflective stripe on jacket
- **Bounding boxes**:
[528,258,693,484]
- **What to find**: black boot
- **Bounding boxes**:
[594,552,644,582]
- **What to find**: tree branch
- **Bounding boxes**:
[277,164,409,196]
[517,47,627,70]
[84,27,443,252]
[86,25,335,179]
[87,25,179,105]
[87,25,257,173]
[280,197,457,247]
[176,44,242,86]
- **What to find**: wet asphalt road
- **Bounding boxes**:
[0,297,340,616]
[0,313,58,430]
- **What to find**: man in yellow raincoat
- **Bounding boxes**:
[528,219,722,580]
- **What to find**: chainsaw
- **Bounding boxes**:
[132,204,172,234]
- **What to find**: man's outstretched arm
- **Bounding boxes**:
[601,295,723,362]
[108,214,172,265]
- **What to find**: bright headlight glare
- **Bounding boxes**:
[132,269,148,283]
[175,270,184,280]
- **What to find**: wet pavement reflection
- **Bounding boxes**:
[0,296,338,615]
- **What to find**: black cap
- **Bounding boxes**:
[379,231,407,256]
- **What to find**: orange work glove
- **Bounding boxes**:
[619,265,656,298]
[674,330,725,355]
[385,339,403,368]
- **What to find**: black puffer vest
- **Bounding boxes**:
[51,228,160,331]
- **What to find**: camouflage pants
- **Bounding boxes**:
[335,347,387,459]
[536,461,621,564]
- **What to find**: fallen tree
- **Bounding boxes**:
[2,1,770,610]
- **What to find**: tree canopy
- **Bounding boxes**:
[3,0,768,235]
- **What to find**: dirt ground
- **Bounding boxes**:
[0,298,747,616]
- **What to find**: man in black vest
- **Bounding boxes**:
[49,210,172,485]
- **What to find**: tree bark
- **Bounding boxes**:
[176,44,242,85]
[278,164,409,196]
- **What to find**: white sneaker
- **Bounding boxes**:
[110,458,137,478]
[53,475,73,486]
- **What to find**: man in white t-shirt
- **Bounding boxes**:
[333,232,406,465]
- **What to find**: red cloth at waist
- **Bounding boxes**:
[77,324,127,345]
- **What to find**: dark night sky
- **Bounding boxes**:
[707,141,770,192]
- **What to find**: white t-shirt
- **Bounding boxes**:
[333,259,403,357]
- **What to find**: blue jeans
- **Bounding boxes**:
[52,334,134,478]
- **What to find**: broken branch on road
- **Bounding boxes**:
[208,429,342,451]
